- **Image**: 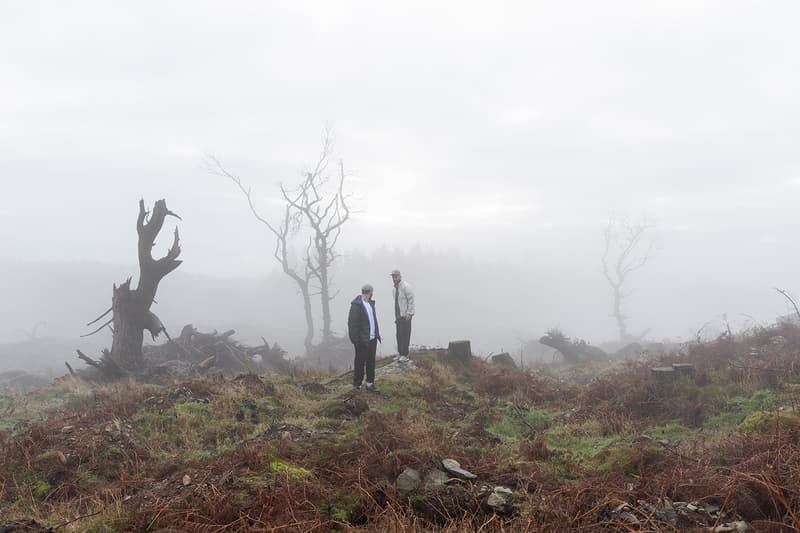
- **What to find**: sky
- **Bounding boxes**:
[2,1,800,353]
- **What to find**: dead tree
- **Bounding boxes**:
[601,215,655,342]
[209,158,316,355]
[84,199,182,371]
[210,130,351,348]
[281,134,351,343]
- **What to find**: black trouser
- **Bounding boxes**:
[353,338,378,386]
[395,317,412,356]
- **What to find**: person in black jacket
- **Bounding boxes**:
[348,284,381,392]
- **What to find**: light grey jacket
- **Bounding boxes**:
[393,280,415,317]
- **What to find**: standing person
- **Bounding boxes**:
[348,284,381,392]
[391,270,415,362]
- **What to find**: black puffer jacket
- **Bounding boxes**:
[348,296,381,345]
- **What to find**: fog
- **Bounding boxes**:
[2,1,800,373]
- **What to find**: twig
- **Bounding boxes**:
[53,509,103,529]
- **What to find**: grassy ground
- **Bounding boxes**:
[2,323,800,531]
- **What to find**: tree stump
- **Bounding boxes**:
[79,199,182,376]
[491,352,517,369]
[671,363,695,375]
[447,340,472,366]
[651,366,676,383]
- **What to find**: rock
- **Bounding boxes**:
[441,458,477,480]
[711,522,750,533]
[490,352,517,369]
[396,468,421,493]
[375,357,418,378]
[485,486,514,514]
[182,474,191,486]
[423,469,452,490]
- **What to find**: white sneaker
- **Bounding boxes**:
[398,356,410,363]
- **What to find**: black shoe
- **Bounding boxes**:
[353,384,361,391]
[365,383,379,393]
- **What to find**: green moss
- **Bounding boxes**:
[704,388,787,431]
[32,479,51,498]
[239,471,273,487]
[270,460,312,480]
[324,491,360,523]
[739,410,800,433]
[328,506,349,521]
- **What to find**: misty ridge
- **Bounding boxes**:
[0,213,794,376]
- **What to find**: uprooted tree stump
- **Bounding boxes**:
[77,199,182,377]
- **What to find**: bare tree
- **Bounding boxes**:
[601,215,655,342]
[281,136,351,343]
[82,199,182,372]
[209,157,316,355]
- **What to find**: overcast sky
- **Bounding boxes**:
[2,1,800,344]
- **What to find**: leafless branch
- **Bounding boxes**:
[775,288,800,321]
[81,318,114,338]
[86,307,112,327]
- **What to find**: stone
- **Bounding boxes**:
[711,523,750,533]
[490,352,517,369]
[486,486,514,514]
[619,511,640,524]
[182,474,191,486]
[396,467,421,493]
[375,357,418,378]
[441,458,477,479]
[423,469,451,490]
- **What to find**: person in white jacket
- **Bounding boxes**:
[391,269,415,362]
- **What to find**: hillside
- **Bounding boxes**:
[1,322,800,532]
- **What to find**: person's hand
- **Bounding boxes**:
[404,314,412,321]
